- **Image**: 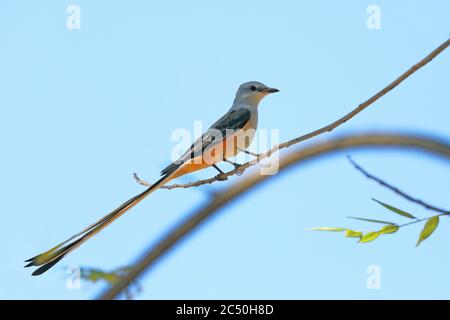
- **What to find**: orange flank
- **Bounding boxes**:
[169,133,244,180]
[169,161,211,180]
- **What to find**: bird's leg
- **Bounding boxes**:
[239,148,260,158]
[223,158,246,176]
[223,158,242,169]
[212,164,228,181]
[212,164,225,174]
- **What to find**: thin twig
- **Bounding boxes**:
[348,156,450,214]
[133,172,229,190]
[398,212,449,229]
[134,38,450,190]
[99,133,450,299]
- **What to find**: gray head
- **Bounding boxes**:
[234,81,279,106]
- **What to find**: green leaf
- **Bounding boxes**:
[347,216,396,225]
[311,227,346,232]
[80,268,104,282]
[359,231,381,243]
[345,229,362,238]
[80,268,121,284]
[416,216,439,247]
[380,224,399,234]
[372,199,416,219]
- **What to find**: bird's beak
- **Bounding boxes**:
[262,87,279,94]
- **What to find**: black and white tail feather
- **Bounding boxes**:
[24,172,175,276]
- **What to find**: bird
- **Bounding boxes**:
[25,81,279,275]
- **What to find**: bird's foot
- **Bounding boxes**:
[216,173,228,181]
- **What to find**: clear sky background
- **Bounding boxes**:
[1,1,450,299]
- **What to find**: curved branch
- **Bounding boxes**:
[134,38,450,190]
[100,133,450,300]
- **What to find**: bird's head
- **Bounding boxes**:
[234,81,279,106]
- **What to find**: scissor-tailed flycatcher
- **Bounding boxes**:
[25,81,279,275]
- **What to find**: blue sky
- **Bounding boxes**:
[1,1,450,299]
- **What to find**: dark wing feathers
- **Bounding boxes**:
[212,108,251,135]
[160,108,251,176]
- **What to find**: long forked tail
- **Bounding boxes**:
[25,175,170,276]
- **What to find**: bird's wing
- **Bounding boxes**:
[161,107,251,175]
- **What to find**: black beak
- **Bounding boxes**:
[262,87,279,93]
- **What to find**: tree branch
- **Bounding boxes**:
[133,172,230,190]
[348,156,450,214]
[100,133,450,300]
[134,38,450,190]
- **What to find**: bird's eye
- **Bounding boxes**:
[249,85,257,91]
